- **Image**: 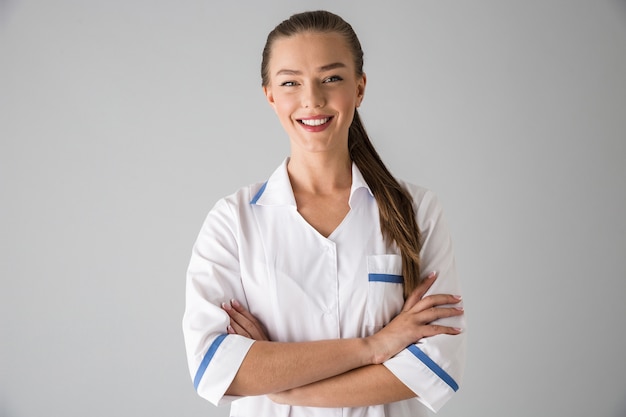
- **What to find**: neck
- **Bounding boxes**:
[287,150,352,195]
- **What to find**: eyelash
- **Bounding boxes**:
[323,75,343,83]
[279,75,343,87]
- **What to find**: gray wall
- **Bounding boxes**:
[1,1,625,416]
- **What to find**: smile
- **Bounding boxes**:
[298,117,332,126]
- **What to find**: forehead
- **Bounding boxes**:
[269,32,355,73]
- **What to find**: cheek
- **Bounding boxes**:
[275,104,293,124]
[334,99,358,121]
[273,95,297,118]
[332,88,359,110]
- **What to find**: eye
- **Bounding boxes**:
[323,75,343,83]
[280,81,298,87]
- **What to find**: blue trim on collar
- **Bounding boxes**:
[368,273,403,284]
[194,334,228,390]
[407,344,459,392]
[250,181,268,205]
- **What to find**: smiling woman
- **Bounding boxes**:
[263,31,365,156]
[182,10,466,417]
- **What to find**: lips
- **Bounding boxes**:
[296,116,333,131]
[299,117,330,126]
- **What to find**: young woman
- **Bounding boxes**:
[183,10,466,417]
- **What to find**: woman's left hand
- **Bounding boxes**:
[222,299,270,341]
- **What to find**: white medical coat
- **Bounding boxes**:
[183,159,466,416]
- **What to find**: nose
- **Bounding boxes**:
[302,83,325,108]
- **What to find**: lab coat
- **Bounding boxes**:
[183,159,466,416]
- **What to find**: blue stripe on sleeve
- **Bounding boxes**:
[407,344,459,392]
[194,334,228,390]
[250,181,268,205]
[368,273,403,284]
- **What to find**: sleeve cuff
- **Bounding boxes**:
[194,334,255,406]
[383,334,466,412]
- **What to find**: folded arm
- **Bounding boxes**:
[269,364,415,407]
[223,273,463,401]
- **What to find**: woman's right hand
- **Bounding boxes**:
[367,271,464,364]
[222,299,270,341]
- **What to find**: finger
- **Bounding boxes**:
[231,299,271,341]
[415,305,464,324]
[229,300,269,339]
[418,324,463,339]
[403,271,438,312]
[229,319,251,338]
[222,301,255,329]
[230,299,264,327]
[411,294,462,312]
[224,300,270,340]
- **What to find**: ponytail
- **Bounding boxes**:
[349,110,422,298]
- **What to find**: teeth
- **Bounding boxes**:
[300,118,329,126]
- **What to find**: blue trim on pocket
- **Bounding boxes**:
[250,181,268,205]
[407,344,459,392]
[194,334,228,390]
[368,273,403,284]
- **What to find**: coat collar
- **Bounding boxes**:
[250,158,374,207]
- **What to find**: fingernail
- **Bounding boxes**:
[221,302,231,311]
[428,271,438,279]
[227,325,235,333]
[453,295,462,300]
[454,327,463,333]
[231,299,240,308]
[455,307,464,311]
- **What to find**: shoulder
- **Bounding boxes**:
[397,179,438,207]
[396,179,445,224]
[213,159,289,211]
[210,181,267,216]
[196,181,266,241]
[222,181,266,206]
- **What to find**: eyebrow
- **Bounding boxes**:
[275,62,347,76]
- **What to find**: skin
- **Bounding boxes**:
[263,31,365,161]
[225,273,463,406]
[222,31,464,407]
[263,31,366,236]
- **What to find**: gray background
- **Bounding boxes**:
[1,1,625,416]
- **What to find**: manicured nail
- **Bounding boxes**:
[221,302,231,311]
[428,271,438,279]
[455,307,464,311]
[453,295,462,300]
[231,299,240,308]
[454,327,463,333]
[227,325,235,333]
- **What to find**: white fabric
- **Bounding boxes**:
[182,158,466,416]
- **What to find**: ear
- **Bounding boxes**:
[263,85,277,111]
[356,73,367,108]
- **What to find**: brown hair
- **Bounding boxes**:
[261,10,422,297]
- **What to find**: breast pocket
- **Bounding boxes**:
[365,254,405,333]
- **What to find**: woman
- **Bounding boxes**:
[183,10,466,416]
